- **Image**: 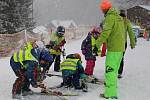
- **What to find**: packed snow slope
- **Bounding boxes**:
[0,37,150,100]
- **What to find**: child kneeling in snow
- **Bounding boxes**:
[60,53,88,92]
[10,41,53,99]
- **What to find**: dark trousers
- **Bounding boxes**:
[118,42,127,75]
[48,54,61,72]
[10,57,30,95]
[63,71,80,89]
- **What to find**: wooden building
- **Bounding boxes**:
[127,5,150,27]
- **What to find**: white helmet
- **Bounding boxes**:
[35,41,45,49]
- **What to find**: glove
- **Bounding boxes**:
[130,44,135,49]
[53,45,61,51]
[59,39,66,47]
[93,52,98,56]
[82,49,86,55]
[93,46,98,56]
[97,49,102,56]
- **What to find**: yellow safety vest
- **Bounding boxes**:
[50,49,61,55]
[91,36,96,50]
[13,42,38,68]
[60,58,79,71]
[24,42,33,50]
[49,32,65,55]
[13,49,37,62]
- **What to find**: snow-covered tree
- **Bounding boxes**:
[0,0,34,34]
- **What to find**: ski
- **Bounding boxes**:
[86,76,104,85]
[89,80,104,85]
[48,84,64,89]
[46,73,62,78]
[33,91,78,96]
[33,92,68,100]
[32,90,79,100]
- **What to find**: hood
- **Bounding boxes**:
[105,8,120,17]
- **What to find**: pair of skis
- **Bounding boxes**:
[46,73,104,85]
[33,88,79,100]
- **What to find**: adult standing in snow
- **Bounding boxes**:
[146,21,150,41]
[46,26,66,72]
[10,41,53,99]
[96,0,125,99]
[118,10,136,78]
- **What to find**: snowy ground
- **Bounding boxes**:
[0,36,150,100]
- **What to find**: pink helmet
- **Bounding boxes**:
[91,26,101,33]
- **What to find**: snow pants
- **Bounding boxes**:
[10,57,25,95]
[118,42,127,75]
[62,71,80,89]
[48,54,61,72]
[62,66,85,89]
[104,52,123,97]
[84,59,95,75]
[10,57,33,95]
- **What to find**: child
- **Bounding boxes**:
[10,41,53,99]
[46,26,66,72]
[81,27,101,77]
[60,53,88,92]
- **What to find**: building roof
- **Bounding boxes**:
[50,20,78,28]
[32,26,48,34]
[139,5,150,11]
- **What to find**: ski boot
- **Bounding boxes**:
[12,94,22,99]
[118,74,122,79]
[80,79,88,92]
[100,94,118,99]
[22,89,34,96]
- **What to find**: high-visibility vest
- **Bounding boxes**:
[60,58,79,71]
[49,32,65,55]
[13,48,38,68]
[24,42,33,50]
[50,49,61,55]
[91,36,96,50]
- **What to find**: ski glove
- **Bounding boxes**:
[130,44,135,49]
[97,49,102,56]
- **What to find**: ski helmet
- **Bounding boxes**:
[66,53,81,60]
[91,26,101,39]
[56,26,65,37]
[91,26,101,33]
[100,0,112,12]
[74,53,81,60]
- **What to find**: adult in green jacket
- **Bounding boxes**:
[118,10,136,78]
[97,0,125,99]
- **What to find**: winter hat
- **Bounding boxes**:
[35,41,45,49]
[100,0,112,12]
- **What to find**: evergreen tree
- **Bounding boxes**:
[0,0,34,34]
